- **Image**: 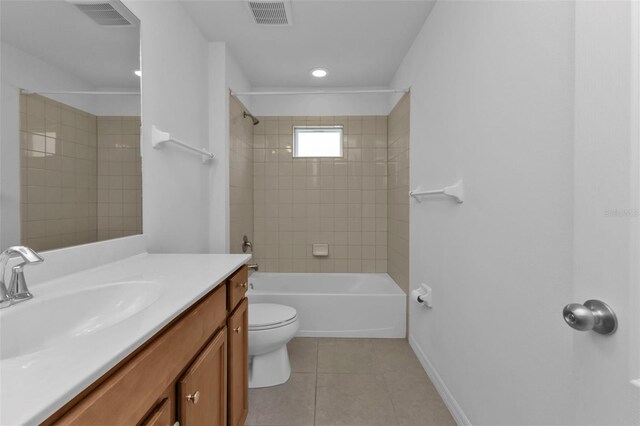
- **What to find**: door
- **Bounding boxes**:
[228,299,249,426]
[568,2,640,424]
[178,328,227,426]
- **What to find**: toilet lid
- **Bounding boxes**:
[249,303,297,330]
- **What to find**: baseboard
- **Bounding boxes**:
[409,335,472,426]
[296,327,404,338]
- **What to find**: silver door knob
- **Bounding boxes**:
[562,299,617,335]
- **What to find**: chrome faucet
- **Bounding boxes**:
[0,246,44,309]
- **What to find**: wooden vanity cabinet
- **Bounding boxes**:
[178,328,227,426]
[46,264,249,426]
[227,265,248,312]
[228,298,249,426]
[140,398,172,426]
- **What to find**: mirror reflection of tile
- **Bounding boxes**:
[20,93,142,252]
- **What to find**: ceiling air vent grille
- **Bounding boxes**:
[69,1,139,27]
[247,1,292,26]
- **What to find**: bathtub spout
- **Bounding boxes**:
[248,263,259,272]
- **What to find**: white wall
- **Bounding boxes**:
[392,2,576,424]
[1,42,98,112]
[1,42,140,117]
[208,42,230,253]
[124,1,211,253]
[248,88,392,116]
[227,49,252,112]
[92,88,141,117]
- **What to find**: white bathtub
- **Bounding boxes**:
[247,273,406,338]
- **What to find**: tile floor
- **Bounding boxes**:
[246,338,456,426]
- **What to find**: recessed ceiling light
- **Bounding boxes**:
[311,68,328,78]
[134,70,142,77]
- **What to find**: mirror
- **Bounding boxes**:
[0,0,142,251]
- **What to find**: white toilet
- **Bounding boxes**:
[248,303,299,388]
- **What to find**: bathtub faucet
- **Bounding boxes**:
[247,263,259,272]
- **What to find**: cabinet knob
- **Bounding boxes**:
[186,391,200,404]
[234,326,242,334]
[239,282,248,289]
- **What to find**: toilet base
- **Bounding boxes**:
[249,345,291,388]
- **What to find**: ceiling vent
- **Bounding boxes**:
[247,1,293,26]
[68,0,139,27]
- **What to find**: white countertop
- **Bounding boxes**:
[0,253,251,425]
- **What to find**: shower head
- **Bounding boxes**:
[243,111,260,126]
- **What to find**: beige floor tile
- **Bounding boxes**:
[315,373,398,426]
[246,373,316,426]
[383,371,455,426]
[371,339,423,373]
[317,338,380,373]
[288,337,318,373]
[247,338,454,426]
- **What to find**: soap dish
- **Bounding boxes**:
[312,244,329,257]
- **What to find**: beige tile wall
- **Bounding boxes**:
[96,116,142,241]
[387,94,410,293]
[20,94,98,251]
[19,93,142,251]
[252,116,388,273]
[229,96,254,253]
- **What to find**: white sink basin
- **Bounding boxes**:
[0,281,164,360]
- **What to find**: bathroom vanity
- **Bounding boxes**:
[0,253,251,426]
[48,264,248,426]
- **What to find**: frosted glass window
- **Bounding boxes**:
[293,126,343,158]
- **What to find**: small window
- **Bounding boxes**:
[293,126,343,158]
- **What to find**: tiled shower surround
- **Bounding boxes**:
[96,116,142,241]
[252,116,389,273]
[387,94,410,293]
[20,93,141,251]
[229,96,254,254]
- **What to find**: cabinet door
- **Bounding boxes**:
[141,398,172,426]
[227,266,248,312]
[228,298,248,426]
[178,327,227,426]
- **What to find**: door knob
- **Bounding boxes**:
[562,299,617,335]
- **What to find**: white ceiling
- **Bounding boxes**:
[183,0,435,88]
[0,0,140,89]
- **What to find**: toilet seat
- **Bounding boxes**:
[249,303,298,331]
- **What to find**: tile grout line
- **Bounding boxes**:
[313,338,320,426]
[380,364,402,426]
[373,340,400,426]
